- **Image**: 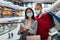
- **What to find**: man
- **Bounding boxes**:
[35,3,52,40]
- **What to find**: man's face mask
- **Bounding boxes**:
[35,10,41,15]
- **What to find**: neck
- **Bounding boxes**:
[28,18,32,20]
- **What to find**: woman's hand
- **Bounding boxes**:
[24,26,30,31]
[20,27,24,32]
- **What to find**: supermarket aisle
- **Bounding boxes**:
[0,24,20,40]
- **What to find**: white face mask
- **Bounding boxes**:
[27,13,33,18]
[35,10,41,15]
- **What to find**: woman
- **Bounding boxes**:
[19,8,38,40]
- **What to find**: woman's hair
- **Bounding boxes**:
[25,8,35,20]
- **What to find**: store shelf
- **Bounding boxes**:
[0,23,18,36]
[49,31,58,36]
[0,22,21,24]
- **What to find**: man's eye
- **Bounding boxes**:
[35,9,37,10]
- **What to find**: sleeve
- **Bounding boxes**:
[18,19,25,34]
[28,20,38,34]
[39,14,52,30]
[20,19,25,26]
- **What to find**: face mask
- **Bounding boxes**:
[35,10,41,15]
[27,13,33,18]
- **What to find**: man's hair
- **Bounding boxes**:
[36,3,42,8]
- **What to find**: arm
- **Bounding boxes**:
[18,20,25,34]
[28,21,38,34]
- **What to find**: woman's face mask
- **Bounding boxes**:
[35,10,41,15]
[27,13,33,18]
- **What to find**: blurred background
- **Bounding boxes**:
[0,0,60,40]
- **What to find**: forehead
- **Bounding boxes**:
[36,5,41,7]
[26,9,32,12]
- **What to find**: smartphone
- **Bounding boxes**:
[20,23,25,32]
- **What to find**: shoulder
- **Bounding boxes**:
[43,13,49,16]
[42,13,51,17]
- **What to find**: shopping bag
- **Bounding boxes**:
[26,35,40,40]
[48,12,60,24]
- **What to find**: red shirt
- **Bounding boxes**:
[35,13,52,39]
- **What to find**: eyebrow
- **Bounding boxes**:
[35,8,39,10]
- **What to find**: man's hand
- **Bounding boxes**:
[39,14,43,18]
